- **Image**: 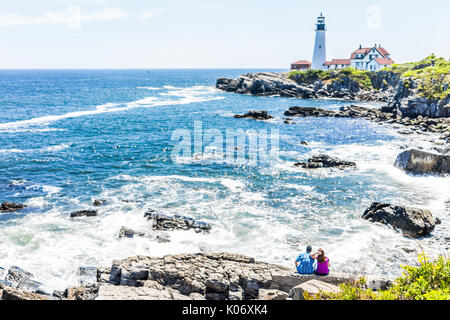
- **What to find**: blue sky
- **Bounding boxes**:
[0,0,449,68]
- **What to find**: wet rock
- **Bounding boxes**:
[118,227,145,239]
[0,202,27,212]
[234,110,273,120]
[4,266,45,293]
[93,200,106,206]
[290,280,341,300]
[78,267,98,286]
[362,202,438,238]
[394,149,450,176]
[144,210,211,233]
[295,155,356,169]
[70,210,98,218]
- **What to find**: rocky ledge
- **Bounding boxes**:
[295,155,356,169]
[362,202,441,238]
[66,253,392,301]
[0,253,392,300]
[216,72,389,101]
[0,202,27,212]
[234,110,273,121]
[283,105,450,142]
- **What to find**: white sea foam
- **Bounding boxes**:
[0,87,224,129]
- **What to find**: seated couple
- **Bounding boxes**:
[295,246,330,276]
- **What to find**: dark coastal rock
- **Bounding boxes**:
[284,107,337,117]
[234,110,273,120]
[295,155,356,169]
[118,226,145,238]
[362,202,438,238]
[216,73,315,99]
[69,253,391,301]
[144,210,211,233]
[394,149,450,176]
[93,199,106,206]
[70,210,98,218]
[0,202,27,212]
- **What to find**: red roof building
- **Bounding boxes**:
[324,59,351,70]
[291,60,311,70]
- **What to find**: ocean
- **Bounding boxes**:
[0,69,448,291]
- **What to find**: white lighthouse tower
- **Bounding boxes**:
[312,13,327,70]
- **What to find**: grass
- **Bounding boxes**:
[288,68,373,90]
[304,254,450,300]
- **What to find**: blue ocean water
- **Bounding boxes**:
[0,69,448,290]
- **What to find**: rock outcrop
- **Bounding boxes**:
[283,105,450,141]
[62,253,391,301]
[217,71,450,119]
[234,110,273,120]
[70,210,98,218]
[394,149,450,176]
[295,155,356,169]
[0,202,26,212]
[144,210,211,233]
[362,202,439,238]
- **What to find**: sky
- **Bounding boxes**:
[0,0,449,69]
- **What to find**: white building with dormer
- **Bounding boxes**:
[350,44,394,71]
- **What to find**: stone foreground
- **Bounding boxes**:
[64,253,392,301]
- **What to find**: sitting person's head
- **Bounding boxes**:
[317,248,326,263]
[306,246,312,253]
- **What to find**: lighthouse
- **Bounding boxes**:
[312,13,327,70]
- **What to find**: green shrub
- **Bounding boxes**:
[304,254,450,300]
[384,55,450,99]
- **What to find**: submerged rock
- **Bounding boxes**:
[234,110,273,120]
[362,202,438,238]
[295,155,356,169]
[93,200,106,206]
[394,149,450,176]
[70,210,98,218]
[0,202,27,212]
[144,210,211,233]
[118,227,145,239]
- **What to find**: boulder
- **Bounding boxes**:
[0,202,26,212]
[362,202,438,238]
[234,110,273,120]
[93,200,106,206]
[4,266,45,293]
[394,149,450,176]
[258,289,289,300]
[290,280,341,300]
[144,210,211,233]
[70,210,98,218]
[295,155,356,169]
[118,227,145,238]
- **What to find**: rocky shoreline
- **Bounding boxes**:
[0,253,393,300]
